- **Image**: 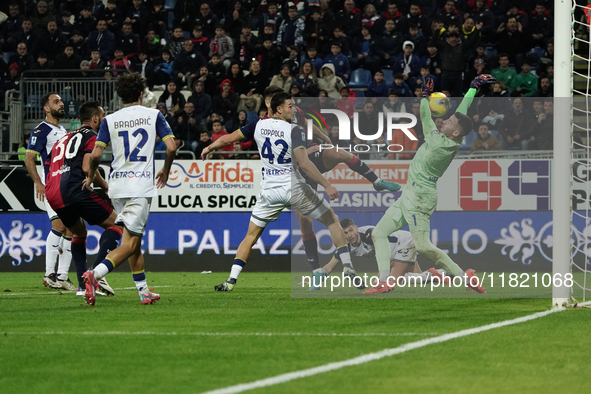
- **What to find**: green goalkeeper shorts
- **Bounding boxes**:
[384,185,438,233]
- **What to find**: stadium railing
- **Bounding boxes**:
[19,69,122,129]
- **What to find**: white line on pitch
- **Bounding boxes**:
[0,285,173,296]
[199,307,570,394]
[1,331,436,337]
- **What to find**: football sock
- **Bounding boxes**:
[57,234,72,280]
[411,232,464,277]
[133,270,147,292]
[229,258,245,281]
[45,229,62,276]
[71,237,87,288]
[335,245,352,269]
[93,226,123,268]
[302,232,321,270]
[346,155,378,183]
[93,258,115,280]
[372,216,400,282]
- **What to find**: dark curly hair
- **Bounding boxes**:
[116,72,144,104]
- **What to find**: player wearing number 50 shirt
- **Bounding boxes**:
[82,72,177,306]
[201,92,354,292]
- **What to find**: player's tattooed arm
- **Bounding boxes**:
[24,151,45,201]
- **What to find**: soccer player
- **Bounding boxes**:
[83,72,176,306]
[24,92,75,290]
[364,75,495,294]
[45,101,121,296]
[201,92,354,292]
[320,218,449,286]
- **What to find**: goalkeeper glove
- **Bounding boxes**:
[470,74,496,89]
[421,77,434,98]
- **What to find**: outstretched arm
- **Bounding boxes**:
[201,130,243,160]
[419,77,437,137]
[456,75,497,115]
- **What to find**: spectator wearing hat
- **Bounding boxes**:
[323,42,351,81]
[157,102,176,127]
[69,30,87,58]
[511,60,538,96]
[30,1,55,30]
[351,25,379,74]
[3,63,21,92]
[393,40,421,89]
[86,19,116,61]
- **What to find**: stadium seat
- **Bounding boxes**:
[168,11,174,29]
[489,129,500,139]
[182,31,190,39]
[25,94,41,110]
[460,130,478,150]
[2,52,14,65]
[528,47,546,58]
[352,89,366,109]
[381,69,394,86]
[347,69,372,89]
[484,47,497,58]
[164,0,176,10]
[246,111,258,122]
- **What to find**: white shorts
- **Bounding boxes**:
[391,231,418,263]
[250,183,331,228]
[112,197,152,236]
[44,199,59,221]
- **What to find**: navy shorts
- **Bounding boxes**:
[301,149,328,190]
[55,192,114,229]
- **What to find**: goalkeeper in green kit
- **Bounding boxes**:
[364,75,496,294]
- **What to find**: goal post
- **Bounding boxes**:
[552,0,573,308]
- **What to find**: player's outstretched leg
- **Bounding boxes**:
[296,210,327,291]
[215,221,266,292]
[412,231,485,293]
[322,150,401,192]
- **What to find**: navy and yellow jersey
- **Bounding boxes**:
[26,121,68,184]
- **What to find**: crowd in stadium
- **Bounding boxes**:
[0,0,558,157]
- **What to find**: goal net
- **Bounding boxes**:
[564,1,591,305]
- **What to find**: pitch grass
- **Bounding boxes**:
[0,272,589,394]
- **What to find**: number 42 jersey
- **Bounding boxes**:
[95,105,173,199]
[239,118,306,188]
